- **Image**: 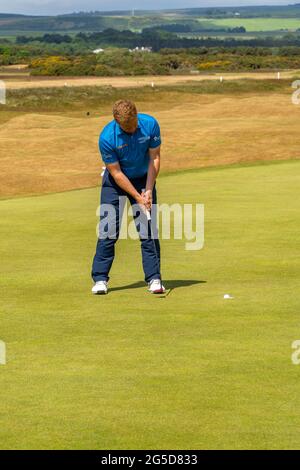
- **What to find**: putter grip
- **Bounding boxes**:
[142,189,152,221]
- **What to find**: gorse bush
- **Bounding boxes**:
[28,47,300,76]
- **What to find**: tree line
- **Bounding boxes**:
[15,28,300,51]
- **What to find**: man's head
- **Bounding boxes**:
[113,100,138,134]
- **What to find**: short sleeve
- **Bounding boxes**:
[149,119,162,149]
[99,136,119,165]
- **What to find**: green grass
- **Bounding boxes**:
[204,17,300,32]
[1,160,300,449]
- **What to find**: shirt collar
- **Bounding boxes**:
[116,119,141,136]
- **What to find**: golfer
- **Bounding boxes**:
[91,100,165,295]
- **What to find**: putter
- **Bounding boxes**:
[141,189,166,296]
[146,208,166,296]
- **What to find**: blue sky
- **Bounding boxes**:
[0,0,294,16]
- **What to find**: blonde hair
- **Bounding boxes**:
[113,100,137,127]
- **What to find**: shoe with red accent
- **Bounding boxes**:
[148,279,166,294]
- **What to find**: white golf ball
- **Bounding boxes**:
[224,294,233,299]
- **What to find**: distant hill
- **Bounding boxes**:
[1,5,300,33]
[0,13,28,18]
[59,5,300,18]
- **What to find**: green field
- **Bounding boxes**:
[205,17,300,32]
[2,13,300,39]
[1,160,300,449]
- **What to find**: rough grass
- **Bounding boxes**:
[0,81,299,198]
[4,79,291,112]
[1,161,300,449]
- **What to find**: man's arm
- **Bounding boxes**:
[144,146,161,210]
[100,135,145,207]
[106,162,145,207]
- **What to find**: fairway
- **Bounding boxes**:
[1,160,300,449]
[2,71,297,91]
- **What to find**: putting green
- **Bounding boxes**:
[0,160,300,450]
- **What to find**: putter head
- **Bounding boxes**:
[157,288,171,298]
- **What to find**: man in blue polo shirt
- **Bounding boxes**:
[91,99,165,295]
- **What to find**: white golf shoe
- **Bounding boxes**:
[148,279,166,294]
[92,281,108,295]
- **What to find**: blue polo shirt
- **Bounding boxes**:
[99,113,162,179]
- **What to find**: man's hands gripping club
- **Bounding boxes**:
[106,145,161,214]
[104,162,149,213]
[142,189,152,211]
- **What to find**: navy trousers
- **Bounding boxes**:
[92,171,161,283]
